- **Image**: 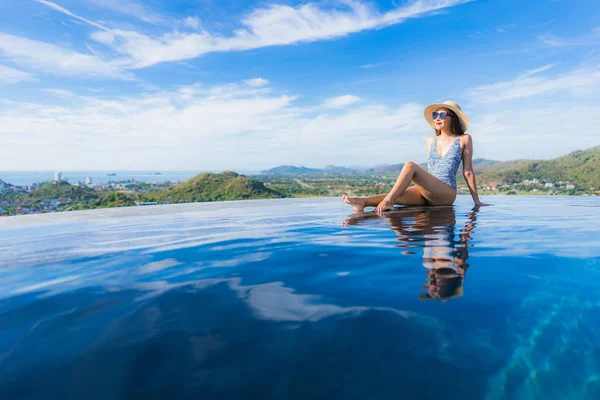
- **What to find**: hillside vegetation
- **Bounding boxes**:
[146,171,286,203]
[476,146,600,187]
[27,180,98,201]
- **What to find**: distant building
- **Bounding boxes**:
[485,181,504,190]
[85,176,92,185]
[566,184,576,190]
[116,183,136,190]
[545,182,555,188]
[136,201,158,206]
[54,171,63,181]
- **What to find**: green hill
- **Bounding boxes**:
[147,171,286,203]
[27,180,98,201]
[477,146,600,188]
[469,158,526,175]
[64,191,137,211]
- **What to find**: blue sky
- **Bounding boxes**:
[0,0,599,171]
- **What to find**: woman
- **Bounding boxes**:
[342,100,490,214]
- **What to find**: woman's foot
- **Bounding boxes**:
[342,194,366,212]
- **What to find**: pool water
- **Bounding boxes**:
[1,196,599,399]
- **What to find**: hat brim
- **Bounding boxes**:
[424,103,469,132]
[418,286,464,301]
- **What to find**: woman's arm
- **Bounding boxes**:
[461,134,489,206]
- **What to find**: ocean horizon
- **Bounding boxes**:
[0,170,262,186]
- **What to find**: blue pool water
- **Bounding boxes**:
[0,196,599,399]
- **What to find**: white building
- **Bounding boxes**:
[54,171,63,181]
[136,201,158,206]
[85,176,92,185]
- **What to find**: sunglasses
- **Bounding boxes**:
[432,111,452,120]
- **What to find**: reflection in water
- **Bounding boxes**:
[2,198,598,399]
[343,205,479,301]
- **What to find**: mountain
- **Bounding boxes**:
[370,159,502,174]
[371,164,406,174]
[322,165,357,174]
[261,165,361,175]
[256,145,599,188]
[469,159,526,175]
[147,171,286,203]
[261,165,322,174]
[261,158,505,176]
[477,146,600,188]
[262,164,408,175]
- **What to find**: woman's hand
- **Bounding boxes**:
[375,196,395,215]
[474,202,491,207]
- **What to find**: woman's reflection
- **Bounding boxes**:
[343,205,479,301]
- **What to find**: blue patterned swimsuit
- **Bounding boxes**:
[427,135,462,191]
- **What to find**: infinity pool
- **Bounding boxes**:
[1,196,599,399]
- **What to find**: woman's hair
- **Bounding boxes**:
[435,108,465,136]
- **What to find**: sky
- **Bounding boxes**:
[0,0,599,171]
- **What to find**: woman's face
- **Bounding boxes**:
[434,107,453,131]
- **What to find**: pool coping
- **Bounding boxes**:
[0,197,338,228]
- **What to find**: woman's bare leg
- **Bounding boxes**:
[342,160,457,211]
[342,186,427,211]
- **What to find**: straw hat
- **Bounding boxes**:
[424,100,469,132]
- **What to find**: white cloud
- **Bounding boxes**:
[517,63,556,79]
[0,33,131,80]
[36,0,474,70]
[537,27,600,48]
[90,31,117,45]
[467,63,600,103]
[35,0,109,31]
[359,63,382,69]
[1,75,599,170]
[183,16,201,29]
[85,0,167,25]
[243,78,269,87]
[0,82,426,170]
[496,23,517,33]
[467,103,600,161]
[323,95,362,108]
[0,64,36,84]
[40,88,76,97]
[537,33,567,47]
[463,62,600,160]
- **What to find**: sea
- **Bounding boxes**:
[1,196,599,399]
[0,170,261,185]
